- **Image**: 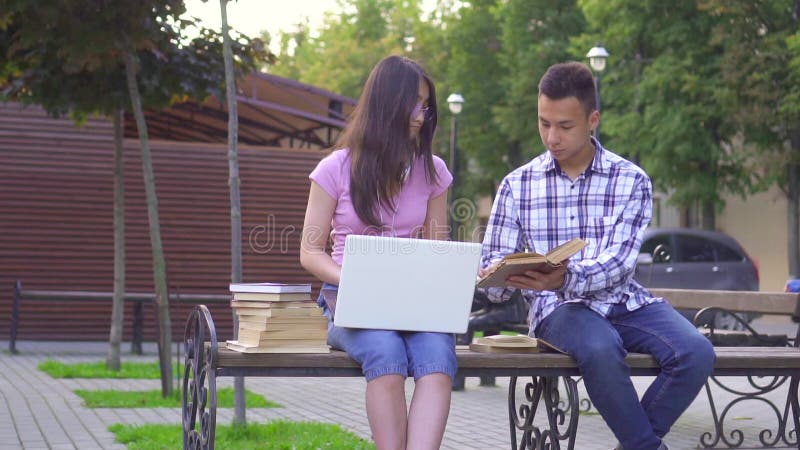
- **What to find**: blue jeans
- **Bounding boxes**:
[535,301,715,450]
[318,284,457,381]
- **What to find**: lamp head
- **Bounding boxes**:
[447,93,464,115]
[586,45,609,72]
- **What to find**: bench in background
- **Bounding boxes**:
[9,280,229,354]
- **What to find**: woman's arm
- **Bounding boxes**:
[420,190,449,240]
[300,181,341,285]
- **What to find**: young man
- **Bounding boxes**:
[480,61,715,450]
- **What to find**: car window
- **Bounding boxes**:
[677,235,715,263]
[713,241,743,262]
[641,234,672,263]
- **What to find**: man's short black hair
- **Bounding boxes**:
[538,62,597,115]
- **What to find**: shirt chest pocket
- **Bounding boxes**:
[589,215,615,248]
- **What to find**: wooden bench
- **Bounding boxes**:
[182,299,800,450]
[649,288,800,448]
[462,288,800,447]
[9,280,229,354]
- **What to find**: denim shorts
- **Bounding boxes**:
[318,283,457,381]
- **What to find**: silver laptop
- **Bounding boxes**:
[333,235,482,333]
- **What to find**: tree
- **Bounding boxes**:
[441,0,509,207]
[110,108,126,371]
[577,0,757,229]
[0,0,266,395]
[495,0,586,168]
[699,0,800,274]
[787,27,800,276]
[219,0,246,425]
[269,0,427,98]
[217,0,274,426]
[440,0,584,212]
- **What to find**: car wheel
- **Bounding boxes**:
[712,311,755,330]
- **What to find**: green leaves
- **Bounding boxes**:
[0,0,272,118]
[269,0,419,99]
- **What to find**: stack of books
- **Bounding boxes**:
[225,282,330,353]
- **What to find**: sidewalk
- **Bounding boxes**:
[0,335,795,450]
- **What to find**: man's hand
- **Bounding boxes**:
[506,263,567,292]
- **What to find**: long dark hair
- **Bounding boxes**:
[335,55,439,227]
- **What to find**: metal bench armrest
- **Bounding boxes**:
[182,305,219,450]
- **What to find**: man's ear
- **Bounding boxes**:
[589,110,600,133]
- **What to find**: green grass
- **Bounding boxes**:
[75,387,278,408]
[38,359,181,379]
[109,421,375,449]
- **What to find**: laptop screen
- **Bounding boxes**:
[333,235,482,333]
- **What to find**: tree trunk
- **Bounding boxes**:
[788,133,800,278]
[107,109,125,371]
[220,0,246,424]
[507,140,522,170]
[788,165,798,278]
[124,51,173,397]
[702,199,715,231]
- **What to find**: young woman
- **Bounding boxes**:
[300,55,453,450]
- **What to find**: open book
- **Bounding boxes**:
[469,334,565,354]
[476,237,588,288]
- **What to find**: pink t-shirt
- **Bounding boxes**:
[309,148,453,265]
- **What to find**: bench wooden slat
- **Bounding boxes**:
[217,349,361,369]
[650,288,799,316]
[216,346,800,372]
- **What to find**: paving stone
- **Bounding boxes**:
[2,336,798,450]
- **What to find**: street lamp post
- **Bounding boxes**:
[446,93,464,240]
[586,44,609,142]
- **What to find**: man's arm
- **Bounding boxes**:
[480,177,525,302]
[559,173,652,299]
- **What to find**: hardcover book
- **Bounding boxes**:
[231,292,312,302]
[476,238,588,288]
[226,340,330,354]
[468,334,565,354]
[229,282,312,294]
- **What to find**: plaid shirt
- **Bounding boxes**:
[480,138,662,333]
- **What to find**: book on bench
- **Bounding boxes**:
[229,282,311,294]
[476,238,588,288]
[226,340,330,353]
[468,334,566,354]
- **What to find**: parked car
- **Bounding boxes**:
[634,227,760,329]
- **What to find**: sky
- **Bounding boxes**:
[184,0,346,51]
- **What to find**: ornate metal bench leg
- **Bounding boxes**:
[700,375,796,448]
[699,381,725,448]
[182,305,218,450]
[509,375,579,450]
